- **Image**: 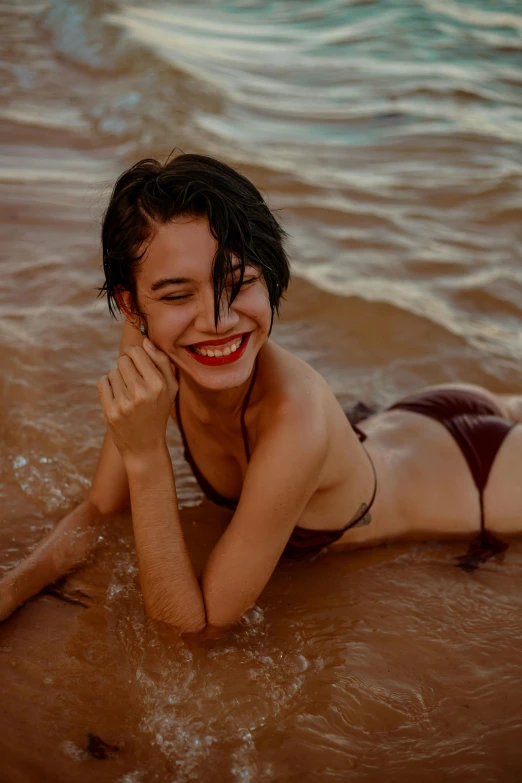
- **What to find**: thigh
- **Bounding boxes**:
[483,424,522,536]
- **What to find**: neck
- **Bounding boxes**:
[179,362,258,425]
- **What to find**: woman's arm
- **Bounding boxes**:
[200,398,328,628]
[0,321,144,621]
[122,402,327,632]
[122,385,328,633]
[124,445,206,632]
[95,339,328,634]
[0,498,104,621]
[89,319,145,514]
[0,430,128,622]
[95,339,203,629]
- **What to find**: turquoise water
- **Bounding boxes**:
[16,0,518,384]
[46,0,522,149]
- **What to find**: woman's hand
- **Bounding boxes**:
[97,338,178,463]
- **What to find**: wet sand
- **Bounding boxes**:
[1,1,522,780]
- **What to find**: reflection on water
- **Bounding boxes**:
[1,0,521,780]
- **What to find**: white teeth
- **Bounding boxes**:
[192,335,243,357]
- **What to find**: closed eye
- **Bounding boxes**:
[162,277,258,302]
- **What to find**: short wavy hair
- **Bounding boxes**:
[98,153,291,331]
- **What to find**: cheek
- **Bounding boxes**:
[240,285,271,322]
[149,305,192,341]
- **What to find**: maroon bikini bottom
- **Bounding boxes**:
[388,388,516,570]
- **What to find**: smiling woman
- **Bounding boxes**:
[99,154,290,332]
[1,153,522,633]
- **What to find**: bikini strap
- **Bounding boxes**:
[173,365,188,449]
[341,448,377,532]
[174,362,257,464]
[240,359,258,462]
[352,423,367,443]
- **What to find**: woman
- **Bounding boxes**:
[1,154,521,633]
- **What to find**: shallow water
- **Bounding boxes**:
[1,0,521,780]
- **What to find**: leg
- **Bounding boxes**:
[497,394,522,423]
[483,424,522,537]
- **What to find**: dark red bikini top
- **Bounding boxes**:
[174,365,377,557]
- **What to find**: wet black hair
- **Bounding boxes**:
[97,153,291,332]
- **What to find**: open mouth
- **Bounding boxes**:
[184,332,250,366]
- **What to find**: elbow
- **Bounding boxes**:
[204,607,236,630]
[200,575,247,631]
[144,598,207,634]
[87,493,128,519]
[146,608,207,634]
[202,593,245,632]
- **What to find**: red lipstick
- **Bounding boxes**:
[184,332,250,366]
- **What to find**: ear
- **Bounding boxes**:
[114,287,138,325]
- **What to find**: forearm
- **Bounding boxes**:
[0,498,104,620]
[124,446,206,632]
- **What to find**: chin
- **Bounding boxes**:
[196,366,253,391]
[191,358,257,390]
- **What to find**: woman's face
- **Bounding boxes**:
[130,216,272,390]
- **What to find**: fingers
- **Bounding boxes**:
[96,342,178,421]
[109,365,131,398]
[116,353,148,394]
[121,345,168,395]
[141,339,178,397]
[97,374,113,400]
[96,375,115,422]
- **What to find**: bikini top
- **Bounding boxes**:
[174,365,377,556]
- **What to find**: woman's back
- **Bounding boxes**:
[351,386,522,546]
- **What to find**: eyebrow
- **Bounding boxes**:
[150,262,245,292]
[151,276,193,291]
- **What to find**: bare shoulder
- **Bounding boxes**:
[252,341,332,444]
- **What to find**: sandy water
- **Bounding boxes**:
[1,1,522,780]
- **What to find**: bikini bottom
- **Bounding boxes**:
[388,388,516,570]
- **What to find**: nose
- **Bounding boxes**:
[193,285,241,335]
